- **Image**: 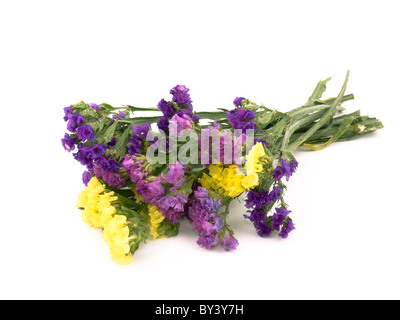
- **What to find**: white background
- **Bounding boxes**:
[1,0,399,300]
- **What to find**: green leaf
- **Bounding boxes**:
[101,121,117,144]
[304,76,333,107]
[114,124,133,161]
[287,71,350,152]
[303,116,355,151]
[98,103,114,110]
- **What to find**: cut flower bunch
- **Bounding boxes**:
[61,71,383,265]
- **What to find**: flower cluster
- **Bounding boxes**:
[200,142,266,197]
[122,155,188,224]
[77,177,133,264]
[63,74,383,264]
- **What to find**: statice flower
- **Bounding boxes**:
[226,108,257,130]
[271,207,290,231]
[158,99,176,118]
[186,186,231,250]
[169,113,193,137]
[220,235,239,251]
[76,124,95,142]
[82,171,92,186]
[157,116,170,132]
[88,103,100,111]
[67,112,85,133]
[244,187,285,237]
[127,122,151,155]
[233,97,245,107]
[93,165,125,188]
[273,158,299,182]
[156,193,187,223]
[170,85,192,107]
[63,106,73,121]
[118,111,125,119]
[279,219,295,238]
[61,133,77,152]
[165,162,186,192]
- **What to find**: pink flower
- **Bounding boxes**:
[169,114,192,137]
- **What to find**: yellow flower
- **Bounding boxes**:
[103,214,133,265]
[241,172,259,190]
[76,177,133,265]
[200,143,267,197]
[148,205,165,240]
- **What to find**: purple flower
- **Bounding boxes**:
[76,124,95,142]
[157,193,187,223]
[165,162,186,192]
[187,186,224,249]
[290,159,299,173]
[256,223,272,237]
[226,108,256,130]
[220,235,239,251]
[170,85,192,107]
[127,122,151,155]
[82,171,92,186]
[197,233,219,249]
[157,116,170,132]
[67,113,85,133]
[192,114,201,121]
[133,122,151,139]
[279,219,295,238]
[169,113,192,137]
[89,103,100,111]
[98,156,119,172]
[61,133,77,152]
[233,97,245,107]
[107,137,117,147]
[273,158,299,182]
[112,114,117,120]
[269,186,283,202]
[273,165,285,181]
[280,159,292,181]
[147,176,165,198]
[158,99,176,117]
[254,138,269,149]
[93,166,125,189]
[63,107,73,121]
[118,111,125,119]
[271,207,290,231]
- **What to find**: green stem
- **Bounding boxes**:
[286,70,350,152]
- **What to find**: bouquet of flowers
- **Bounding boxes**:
[61,71,383,265]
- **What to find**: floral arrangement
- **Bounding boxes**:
[61,71,383,265]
